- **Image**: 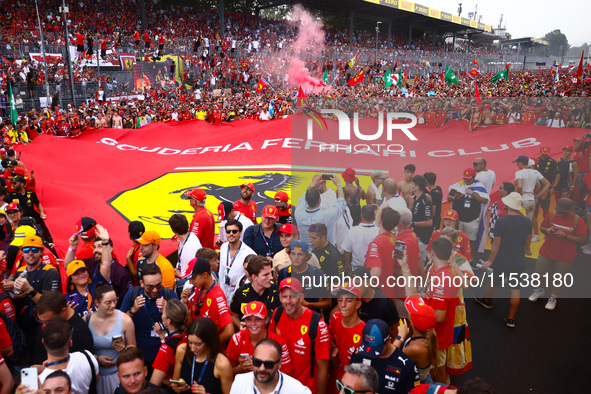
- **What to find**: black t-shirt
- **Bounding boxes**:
[412,193,434,244]
[537,156,558,183]
[277,264,329,302]
[493,214,532,266]
[230,282,280,318]
[350,346,419,393]
[312,242,345,278]
[449,191,482,223]
[427,186,443,231]
[33,312,95,364]
[7,190,40,217]
[358,288,400,327]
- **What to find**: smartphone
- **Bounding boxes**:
[240,353,252,361]
[21,367,38,390]
[68,293,80,305]
[112,335,123,345]
[394,241,406,260]
[169,379,187,385]
[321,174,332,180]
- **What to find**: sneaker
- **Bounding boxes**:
[531,234,541,243]
[525,248,532,256]
[545,296,557,311]
[504,317,516,328]
[474,297,492,309]
[528,288,544,302]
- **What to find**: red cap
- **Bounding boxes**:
[6,202,22,211]
[279,277,303,293]
[341,167,356,183]
[277,223,298,236]
[184,188,207,202]
[462,168,476,179]
[261,205,279,220]
[563,145,573,151]
[405,296,437,332]
[240,182,255,192]
[274,191,289,203]
[331,283,361,301]
[242,301,267,319]
[442,209,459,221]
[540,146,551,154]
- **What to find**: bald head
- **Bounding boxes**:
[383,178,398,199]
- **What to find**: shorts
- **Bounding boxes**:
[458,218,479,241]
[493,262,525,289]
[135,40,140,46]
[436,348,447,368]
[100,49,106,57]
[578,172,589,191]
[523,200,535,220]
[555,181,570,194]
[539,193,551,210]
[145,42,151,49]
[535,254,573,288]
[418,239,428,261]
[77,44,84,52]
[159,43,164,50]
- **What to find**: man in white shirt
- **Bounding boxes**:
[474,157,496,254]
[380,178,407,213]
[341,205,379,271]
[217,201,254,244]
[219,219,256,304]
[230,338,311,394]
[168,213,202,291]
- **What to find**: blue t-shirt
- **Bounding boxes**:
[243,224,283,257]
[120,286,178,361]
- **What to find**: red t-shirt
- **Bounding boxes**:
[152,333,187,376]
[365,232,404,299]
[190,208,215,248]
[76,240,95,261]
[540,213,587,262]
[0,320,12,350]
[233,200,258,224]
[226,329,292,374]
[425,265,459,350]
[328,312,365,383]
[188,284,232,334]
[269,307,330,392]
[576,141,591,173]
[427,230,472,261]
[0,292,15,320]
[396,229,420,276]
[76,33,84,46]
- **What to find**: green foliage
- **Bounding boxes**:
[542,29,570,56]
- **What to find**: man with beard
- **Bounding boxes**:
[234,182,258,223]
[229,338,311,393]
[65,225,133,306]
[7,175,52,242]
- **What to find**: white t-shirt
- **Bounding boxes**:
[219,213,254,242]
[476,169,496,194]
[229,371,311,394]
[39,351,99,394]
[515,168,544,201]
[178,232,202,274]
[219,241,256,304]
[319,188,337,210]
[341,223,379,268]
[381,195,408,213]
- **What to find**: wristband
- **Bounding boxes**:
[396,335,404,342]
[68,247,76,252]
[27,289,37,298]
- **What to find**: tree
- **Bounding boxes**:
[542,29,570,57]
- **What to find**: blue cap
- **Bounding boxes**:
[289,239,309,253]
[513,155,529,164]
[357,319,390,357]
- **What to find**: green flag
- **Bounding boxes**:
[490,69,508,83]
[444,65,458,86]
[8,83,17,127]
[136,117,141,129]
[396,68,403,87]
[322,68,328,84]
[384,68,393,88]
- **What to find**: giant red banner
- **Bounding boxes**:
[20,117,584,261]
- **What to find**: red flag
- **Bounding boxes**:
[505,63,511,71]
[473,59,478,65]
[475,81,483,108]
[468,69,480,77]
[576,51,584,85]
[296,85,306,107]
[256,77,268,93]
[348,70,364,86]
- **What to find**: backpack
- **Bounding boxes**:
[81,349,98,394]
[347,187,362,226]
[0,300,27,368]
[272,305,321,378]
[249,223,262,246]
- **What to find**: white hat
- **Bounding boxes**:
[502,192,523,211]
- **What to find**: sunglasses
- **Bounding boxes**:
[22,247,41,254]
[226,229,239,234]
[252,358,280,369]
[144,283,163,291]
[336,380,368,394]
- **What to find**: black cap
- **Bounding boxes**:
[191,257,211,277]
[13,175,26,184]
[128,221,145,240]
[1,159,17,168]
[19,216,38,229]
